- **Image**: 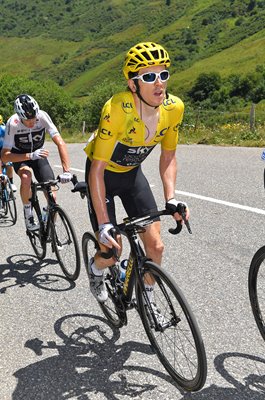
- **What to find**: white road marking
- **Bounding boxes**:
[176,190,265,215]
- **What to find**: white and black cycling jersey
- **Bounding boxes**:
[3,110,59,153]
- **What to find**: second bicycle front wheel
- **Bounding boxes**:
[51,206,81,281]
[27,203,46,259]
[82,232,124,328]
[136,261,207,392]
[248,246,265,341]
[5,178,17,224]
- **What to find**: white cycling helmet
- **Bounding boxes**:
[14,94,39,120]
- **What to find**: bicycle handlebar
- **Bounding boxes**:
[71,177,192,258]
[32,174,78,190]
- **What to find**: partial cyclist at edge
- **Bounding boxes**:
[84,41,189,304]
[1,94,72,231]
[0,114,17,192]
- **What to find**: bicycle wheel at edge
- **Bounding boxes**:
[82,232,123,328]
[248,245,265,341]
[5,178,17,224]
[136,261,207,392]
[51,206,81,281]
[27,203,46,259]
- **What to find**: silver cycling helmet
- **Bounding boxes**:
[14,94,39,120]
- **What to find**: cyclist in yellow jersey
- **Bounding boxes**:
[84,42,189,303]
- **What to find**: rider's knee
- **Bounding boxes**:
[146,238,164,256]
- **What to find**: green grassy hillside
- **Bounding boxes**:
[0,0,264,99]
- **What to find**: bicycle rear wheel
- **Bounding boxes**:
[27,203,46,259]
[51,206,81,281]
[5,178,17,224]
[136,261,207,392]
[82,232,124,328]
[248,246,265,341]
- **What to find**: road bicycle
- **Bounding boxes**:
[72,180,207,391]
[0,162,17,225]
[27,177,81,281]
[248,244,265,341]
[248,169,265,341]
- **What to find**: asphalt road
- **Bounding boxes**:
[1,143,265,399]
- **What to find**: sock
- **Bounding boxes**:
[91,259,103,276]
[145,284,154,302]
[24,204,32,219]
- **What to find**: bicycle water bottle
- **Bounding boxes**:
[42,207,48,225]
[119,259,128,282]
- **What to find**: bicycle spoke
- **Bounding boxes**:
[137,261,207,391]
[82,232,124,328]
[5,179,17,224]
[52,207,80,281]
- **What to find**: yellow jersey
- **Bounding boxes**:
[84,91,184,173]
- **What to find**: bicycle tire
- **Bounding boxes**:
[5,178,17,224]
[248,246,265,341]
[82,232,124,328]
[27,203,46,259]
[136,261,207,392]
[51,206,81,281]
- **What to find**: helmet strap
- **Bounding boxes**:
[134,80,159,109]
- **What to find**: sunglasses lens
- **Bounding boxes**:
[142,73,156,83]
[160,71,169,81]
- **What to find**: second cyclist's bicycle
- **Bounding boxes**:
[73,180,207,391]
[27,177,81,281]
[0,163,17,225]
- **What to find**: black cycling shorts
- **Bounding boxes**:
[85,158,158,232]
[13,158,55,182]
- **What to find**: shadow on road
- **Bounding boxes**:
[12,313,181,400]
[181,352,265,400]
[0,254,75,294]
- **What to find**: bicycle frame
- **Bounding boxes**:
[115,211,179,321]
[30,179,60,241]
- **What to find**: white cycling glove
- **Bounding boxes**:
[29,148,46,161]
[165,198,188,214]
[98,223,114,246]
[59,171,72,184]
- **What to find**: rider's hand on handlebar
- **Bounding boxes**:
[165,199,190,222]
[59,171,72,184]
[29,148,49,160]
[0,173,7,183]
[98,223,121,249]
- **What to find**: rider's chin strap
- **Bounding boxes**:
[133,80,159,109]
[133,80,169,109]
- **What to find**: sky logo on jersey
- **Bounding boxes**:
[111,143,155,166]
[99,128,113,140]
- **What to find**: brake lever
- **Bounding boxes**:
[99,228,120,261]
[168,204,192,235]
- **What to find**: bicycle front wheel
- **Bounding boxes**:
[82,232,124,328]
[5,178,17,224]
[27,203,46,259]
[136,261,207,392]
[249,246,265,341]
[51,206,81,281]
